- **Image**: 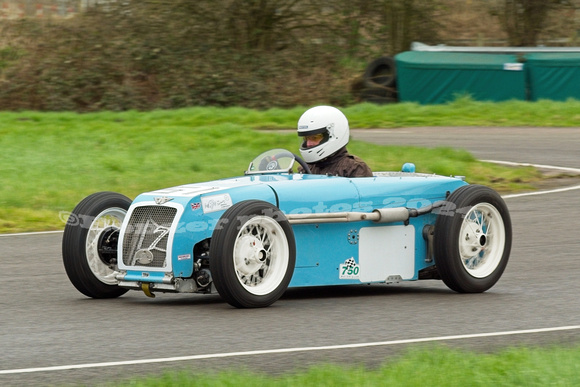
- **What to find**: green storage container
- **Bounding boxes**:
[526,53,580,101]
[395,52,526,104]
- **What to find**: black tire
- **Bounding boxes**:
[210,200,296,308]
[434,185,512,293]
[62,192,131,298]
[363,56,396,88]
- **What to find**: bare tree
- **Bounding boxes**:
[380,0,442,55]
[223,0,319,51]
[491,0,575,46]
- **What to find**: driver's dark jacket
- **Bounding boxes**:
[301,147,373,178]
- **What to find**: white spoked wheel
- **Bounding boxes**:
[233,216,290,296]
[458,203,506,279]
[210,200,296,308]
[434,185,512,293]
[62,192,132,298]
[85,208,127,285]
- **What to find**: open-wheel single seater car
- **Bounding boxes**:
[62,149,512,308]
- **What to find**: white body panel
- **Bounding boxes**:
[358,225,415,282]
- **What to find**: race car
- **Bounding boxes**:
[62,149,512,308]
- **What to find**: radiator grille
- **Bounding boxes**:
[122,206,177,268]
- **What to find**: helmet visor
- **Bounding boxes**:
[299,127,330,150]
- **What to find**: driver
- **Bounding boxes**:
[297,106,373,177]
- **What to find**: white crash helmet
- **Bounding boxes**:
[297,106,349,163]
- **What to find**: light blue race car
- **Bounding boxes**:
[62,149,512,308]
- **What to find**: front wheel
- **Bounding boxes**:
[62,192,131,298]
[209,200,296,308]
[434,185,512,293]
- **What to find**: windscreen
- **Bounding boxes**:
[246,149,296,174]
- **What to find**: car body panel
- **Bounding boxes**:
[117,168,467,290]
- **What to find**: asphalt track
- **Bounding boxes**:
[1,127,579,386]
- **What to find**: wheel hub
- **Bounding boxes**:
[235,235,267,276]
[479,234,487,246]
[460,220,491,264]
[97,227,120,266]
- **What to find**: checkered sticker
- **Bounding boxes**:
[339,257,360,279]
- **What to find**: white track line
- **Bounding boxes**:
[1,325,578,375]
[482,160,580,174]
[503,184,580,199]
[482,160,580,199]
[0,230,63,237]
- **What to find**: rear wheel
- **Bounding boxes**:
[62,192,131,298]
[210,200,296,308]
[434,185,512,293]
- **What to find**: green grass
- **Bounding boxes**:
[4,98,578,233]
[110,345,580,386]
[344,97,580,128]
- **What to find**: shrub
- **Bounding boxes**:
[0,1,444,111]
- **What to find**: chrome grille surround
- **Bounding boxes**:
[122,206,177,268]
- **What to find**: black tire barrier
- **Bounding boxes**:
[363,56,397,88]
[360,85,398,105]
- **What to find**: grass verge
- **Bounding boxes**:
[111,345,580,386]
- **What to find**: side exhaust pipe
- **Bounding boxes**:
[286,202,443,225]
